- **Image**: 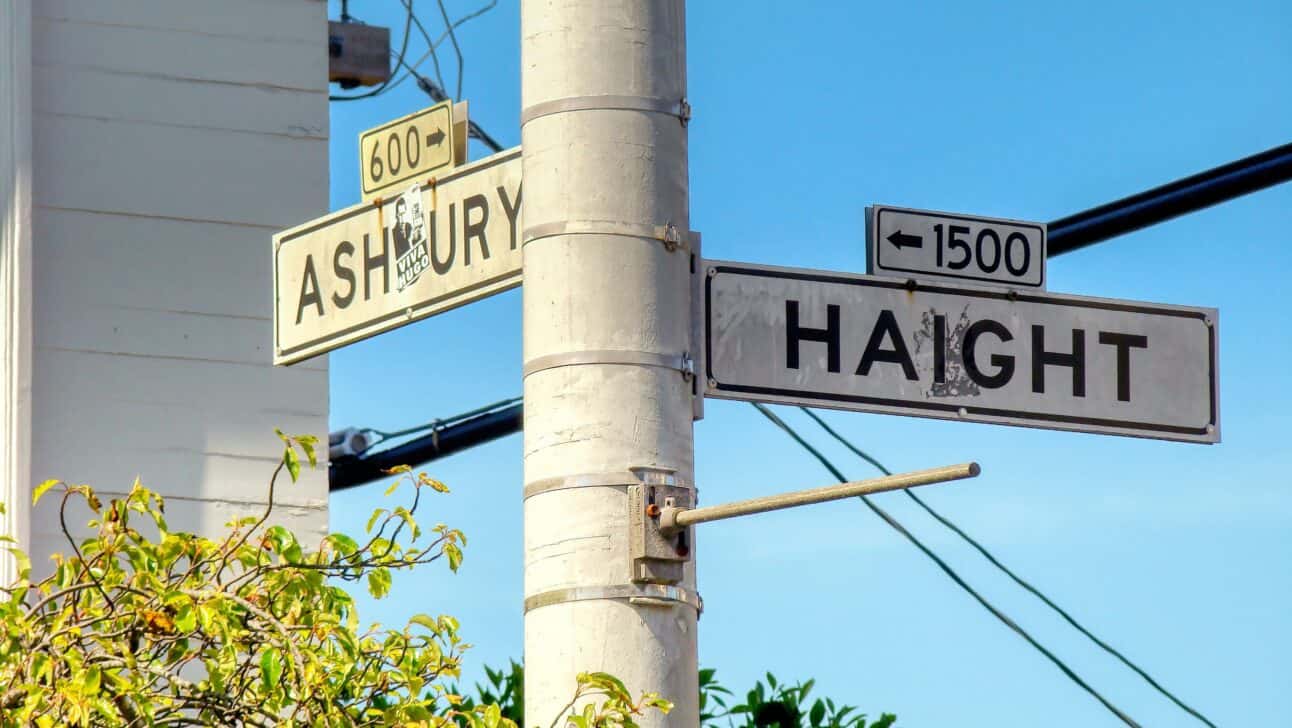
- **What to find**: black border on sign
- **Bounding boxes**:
[359,102,455,195]
[704,263,1218,438]
[873,206,1047,289]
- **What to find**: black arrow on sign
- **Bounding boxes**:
[886,229,923,250]
[425,128,446,147]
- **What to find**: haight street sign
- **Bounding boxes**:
[703,261,1219,443]
[867,205,1047,290]
[273,147,521,366]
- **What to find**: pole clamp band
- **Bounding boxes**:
[524,471,637,500]
[522,220,694,253]
[525,467,688,500]
[524,350,694,380]
[524,584,702,615]
[521,95,691,127]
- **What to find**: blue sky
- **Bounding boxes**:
[323,2,1291,725]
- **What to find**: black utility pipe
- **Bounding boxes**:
[329,141,1292,492]
[1049,142,1292,255]
[329,404,523,492]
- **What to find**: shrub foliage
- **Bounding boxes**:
[0,432,668,728]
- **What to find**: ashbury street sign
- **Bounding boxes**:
[703,261,1219,443]
[273,147,521,365]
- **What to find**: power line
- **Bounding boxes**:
[403,0,447,93]
[433,0,466,101]
[798,407,1219,728]
[751,402,1142,728]
[382,1,498,96]
[395,56,505,153]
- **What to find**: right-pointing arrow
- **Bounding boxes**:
[425,128,446,147]
[887,229,923,250]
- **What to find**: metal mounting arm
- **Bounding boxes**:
[657,462,980,535]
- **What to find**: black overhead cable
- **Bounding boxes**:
[751,402,1142,728]
[330,0,500,108]
[382,1,498,96]
[330,399,522,492]
[403,0,447,93]
[1048,141,1292,255]
[433,0,466,101]
[798,406,1219,728]
[397,58,505,153]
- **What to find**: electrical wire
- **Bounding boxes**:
[381,0,497,95]
[751,402,1142,728]
[433,0,466,100]
[401,0,447,95]
[393,56,505,153]
[329,0,417,101]
[798,406,1219,728]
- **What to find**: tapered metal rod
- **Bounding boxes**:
[660,462,979,532]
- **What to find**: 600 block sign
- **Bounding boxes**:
[360,101,456,201]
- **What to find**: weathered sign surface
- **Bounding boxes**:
[867,205,1046,289]
[704,261,1218,443]
[274,147,522,365]
[359,100,456,202]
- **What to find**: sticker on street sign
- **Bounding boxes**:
[703,261,1218,443]
[274,147,522,366]
[360,100,456,202]
[867,205,1046,289]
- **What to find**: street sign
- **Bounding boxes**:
[867,205,1046,289]
[360,100,456,202]
[703,261,1218,443]
[274,147,522,366]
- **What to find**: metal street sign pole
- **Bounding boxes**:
[520,1,698,725]
[704,261,1219,444]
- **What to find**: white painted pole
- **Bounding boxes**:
[0,0,32,587]
[521,1,697,725]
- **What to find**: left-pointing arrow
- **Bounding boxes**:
[887,229,923,250]
[425,128,446,147]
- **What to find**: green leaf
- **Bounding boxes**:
[445,542,463,572]
[5,547,30,580]
[810,698,826,727]
[283,447,300,483]
[174,604,197,633]
[260,648,283,693]
[326,533,359,556]
[82,665,102,695]
[32,479,60,505]
[367,567,392,598]
[296,434,319,467]
[366,508,388,534]
[409,614,440,634]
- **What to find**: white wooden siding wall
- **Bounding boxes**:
[26,0,331,568]
[0,0,34,587]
